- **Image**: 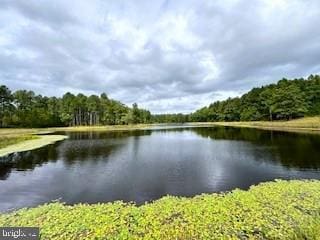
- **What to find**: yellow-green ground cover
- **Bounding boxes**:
[0,134,38,149]
[0,128,53,150]
[0,180,319,239]
[0,135,68,157]
[205,117,320,133]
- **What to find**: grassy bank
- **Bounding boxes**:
[0,135,39,149]
[0,180,319,239]
[192,116,320,133]
[0,128,55,150]
[0,135,68,157]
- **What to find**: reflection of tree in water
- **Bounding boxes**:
[0,143,60,180]
[65,130,152,141]
[193,126,273,143]
[60,140,122,164]
[0,130,153,180]
[0,164,11,180]
[1,127,319,180]
[192,126,320,169]
[60,130,152,164]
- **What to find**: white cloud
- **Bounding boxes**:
[0,0,320,113]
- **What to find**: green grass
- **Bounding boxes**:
[1,180,319,239]
[0,135,68,157]
[210,117,320,131]
[0,135,39,149]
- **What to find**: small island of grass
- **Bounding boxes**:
[0,135,68,158]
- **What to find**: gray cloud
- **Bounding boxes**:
[0,0,320,113]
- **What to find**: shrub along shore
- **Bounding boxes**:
[0,180,319,239]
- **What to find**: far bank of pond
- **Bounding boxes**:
[0,117,319,154]
[204,116,320,133]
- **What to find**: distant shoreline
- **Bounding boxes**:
[0,117,319,155]
[192,116,320,134]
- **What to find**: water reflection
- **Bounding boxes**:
[193,127,320,169]
[0,127,319,212]
[0,145,60,180]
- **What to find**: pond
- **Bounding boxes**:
[0,126,320,212]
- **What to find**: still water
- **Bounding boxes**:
[0,126,320,212]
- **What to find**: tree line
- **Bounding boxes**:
[190,75,320,122]
[1,75,319,127]
[0,87,151,127]
[151,114,190,123]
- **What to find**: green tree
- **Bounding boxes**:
[0,85,14,127]
[306,75,320,115]
[13,90,35,126]
[240,106,261,121]
[126,103,140,124]
[60,92,76,126]
[87,95,101,125]
[272,85,309,120]
[259,88,277,121]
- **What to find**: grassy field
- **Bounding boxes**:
[207,116,320,132]
[0,134,39,149]
[0,135,68,157]
[0,180,319,239]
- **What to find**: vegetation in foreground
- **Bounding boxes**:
[0,180,319,239]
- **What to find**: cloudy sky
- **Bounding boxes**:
[1,0,320,113]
